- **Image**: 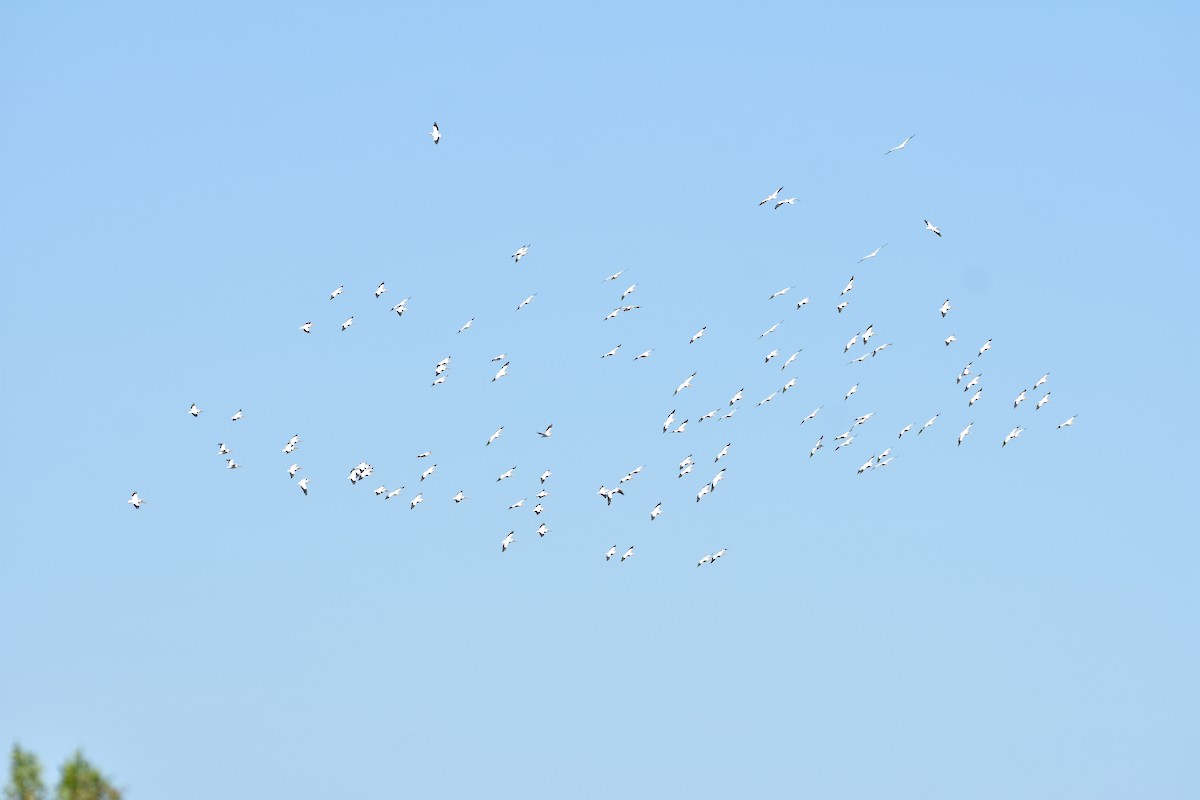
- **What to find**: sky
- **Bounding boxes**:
[0,1,1197,797]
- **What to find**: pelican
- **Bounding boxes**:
[858,244,887,263]
[1057,415,1077,429]
[127,492,144,510]
[885,134,914,154]
[650,503,662,521]
[1036,392,1051,410]
[487,427,504,446]
[497,466,516,482]
[957,422,974,447]
[501,531,515,552]
[939,299,952,317]
[512,244,530,263]
[690,326,706,344]
[537,424,554,438]
[428,121,440,144]
[774,197,797,209]
[298,478,309,495]
[300,321,312,333]
[621,546,635,562]
[758,186,783,206]
[492,362,510,382]
[341,316,354,331]
[924,219,942,237]
[674,372,697,395]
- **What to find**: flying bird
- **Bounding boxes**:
[758,186,783,206]
[858,244,887,263]
[885,134,914,154]
[429,122,440,144]
[924,219,942,237]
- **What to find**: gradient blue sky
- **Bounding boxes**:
[1,2,1196,798]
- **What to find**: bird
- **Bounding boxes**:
[537,424,554,438]
[298,478,309,496]
[341,316,354,332]
[497,466,516,482]
[898,424,913,438]
[769,287,793,300]
[774,197,797,209]
[329,285,343,301]
[409,493,423,510]
[537,522,549,537]
[715,443,730,462]
[809,436,824,458]
[1057,415,1077,429]
[801,407,821,425]
[634,349,653,360]
[127,491,144,510]
[230,409,243,422]
[300,321,312,333]
[662,409,676,433]
[492,362,510,382]
[650,503,662,521]
[457,318,474,334]
[375,282,387,298]
[420,464,436,482]
[697,553,712,567]
[386,487,404,500]
[781,350,801,370]
[512,245,530,263]
[958,422,974,447]
[844,384,859,401]
[674,372,697,395]
[690,326,706,344]
[225,458,240,469]
[1036,392,1051,410]
[217,443,230,455]
[758,186,783,206]
[601,344,622,358]
[729,389,744,406]
[189,403,202,417]
[501,531,515,553]
[428,121,440,144]
[1013,389,1027,409]
[540,470,552,484]
[487,427,504,446]
[978,339,993,357]
[924,219,942,237]
[919,414,939,434]
[944,334,957,346]
[968,388,983,407]
[885,134,914,154]
[940,299,953,317]
[796,297,810,309]
[515,294,536,311]
[620,284,638,301]
[288,464,300,479]
[620,546,635,562]
[1033,373,1051,390]
[764,349,779,363]
[508,499,526,510]
[836,301,849,314]
[760,321,782,338]
[840,276,855,296]
[453,490,466,503]
[605,545,617,561]
[1002,427,1024,447]
[858,244,887,263]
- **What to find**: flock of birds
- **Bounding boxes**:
[126,127,1078,569]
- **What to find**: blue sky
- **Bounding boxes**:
[1,2,1196,797]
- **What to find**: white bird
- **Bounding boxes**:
[497,466,516,482]
[944,334,957,346]
[621,546,635,562]
[230,409,243,422]
[857,457,875,475]
[809,436,824,457]
[1036,392,1051,410]
[919,414,939,434]
[840,276,855,296]
[968,388,983,407]
[758,186,783,206]
[650,503,662,521]
[1033,372,1051,390]
[958,422,974,447]
[802,407,821,425]
[341,316,354,332]
[537,424,554,438]
[298,478,309,496]
[288,464,300,479]
[620,284,638,301]
[457,318,474,334]
[885,134,914,154]
[756,392,776,407]
[492,362,510,382]
[512,244,530,263]
[729,388,744,406]
[374,486,387,496]
[674,372,697,395]
[453,490,467,503]
[300,321,312,333]
[605,545,617,561]
[782,377,797,393]
[715,443,730,462]
[386,487,404,500]
[603,270,625,282]
[858,244,887,263]
[225,458,240,469]
[189,403,202,417]
[502,531,515,552]
[978,339,993,357]
[515,294,535,311]
[1057,415,1077,429]
[329,285,343,301]
[375,281,387,298]
[487,427,504,446]
[939,299,952,317]
[774,197,797,209]
[1002,427,1024,447]
[836,301,849,314]
[712,548,726,562]
[796,297,810,309]
[697,553,712,567]
[634,349,653,360]
[898,424,913,438]
[537,522,549,537]
[764,349,779,363]
[540,470,552,484]
[671,419,689,433]
[420,464,436,482]
[924,219,942,237]
[769,286,793,300]
[781,350,801,370]
[662,409,676,433]
[127,491,144,510]
[760,321,782,338]
[508,498,526,510]
[218,442,230,455]
[844,384,859,401]
[532,504,545,516]
[428,121,440,144]
[689,326,706,344]
[601,344,622,358]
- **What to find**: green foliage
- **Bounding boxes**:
[4,745,46,800]
[54,752,121,800]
